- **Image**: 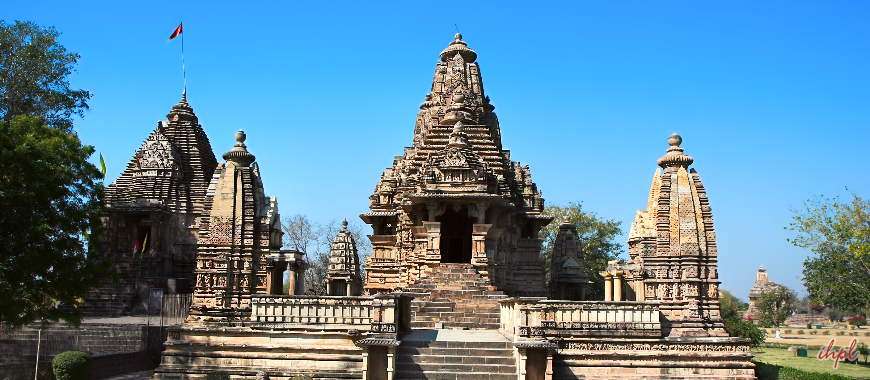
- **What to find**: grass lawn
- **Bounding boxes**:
[752,347,870,380]
[765,326,869,346]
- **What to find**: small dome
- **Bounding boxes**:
[440,33,478,63]
[222,130,256,167]
[657,133,694,171]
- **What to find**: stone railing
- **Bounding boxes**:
[251,294,412,337]
[500,299,663,340]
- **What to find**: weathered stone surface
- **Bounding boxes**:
[88,92,218,316]
[361,34,551,298]
[188,131,303,323]
[624,134,727,337]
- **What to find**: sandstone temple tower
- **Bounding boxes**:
[362,34,551,296]
[95,92,217,314]
[623,133,727,336]
[188,131,304,322]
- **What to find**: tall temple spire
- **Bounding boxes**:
[625,133,726,337]
[362,34,550,297]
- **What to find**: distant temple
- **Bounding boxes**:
[746,265,778,320]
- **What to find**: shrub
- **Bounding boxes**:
[864,331,869,337]
[835,330,845,336]
[784,329,792,334]
[52,351,91,380]
[797,329,805,334]
[809,329,818,335]
[847,316,867,327]
[205,372,231,380]
[724,318,766,347]
[823,330,831,335]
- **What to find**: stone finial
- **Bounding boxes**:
[168,89,195,120]
[222,129,256,167]
[656,133,694,173]
[440,33,477,63]
[758,265,765,272]
[562,215,571,224]
[342,219,348,230]
[448,121,469,148]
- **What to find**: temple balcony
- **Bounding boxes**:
[500,299,664,341]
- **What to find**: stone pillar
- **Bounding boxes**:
[294,267,305,295]
[604,275,613,302]
[614,275,622,302]
[287,269,297,296]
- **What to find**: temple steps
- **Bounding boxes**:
[405,263,506,330]
[395,330,516,380]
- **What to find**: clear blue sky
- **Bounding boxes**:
[7,1,869,302]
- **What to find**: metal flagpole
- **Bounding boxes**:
[181,22,186,92]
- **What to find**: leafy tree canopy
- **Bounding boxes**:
[755,285,797,330]
[788,193,870,309]
[719,288,749,322]
[0,20,90,131]
[541,202,624,300]
[0,116,109,329]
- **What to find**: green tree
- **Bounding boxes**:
[788,193,870,310]
[0,116,108,329]
[0,21,91,131]
[719,289,749,322]
[541,202,624,300]
[755,285,797,338]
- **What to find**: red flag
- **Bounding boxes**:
[168,23,183,41]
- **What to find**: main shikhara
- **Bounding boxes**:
[88,34,755,380]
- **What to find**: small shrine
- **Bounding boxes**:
[326,220,363,296]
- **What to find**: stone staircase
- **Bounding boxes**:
[405,263,506,330]
[395,329,517,380]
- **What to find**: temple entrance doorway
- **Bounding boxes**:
[437,206,473,263]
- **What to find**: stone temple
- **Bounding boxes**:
[362,33,550,298]
[90,34,757,379]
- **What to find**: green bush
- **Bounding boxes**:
[754,361,853,380]
[835,330,845,336]
[809,329,818,335]
[823,330,830,335]
[205,372,231,380]
[724,318,767,347]
[784,329,792,334]
[51,351,91,380]
[796,329,805,335]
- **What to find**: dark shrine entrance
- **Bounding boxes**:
[437,206,473,263]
